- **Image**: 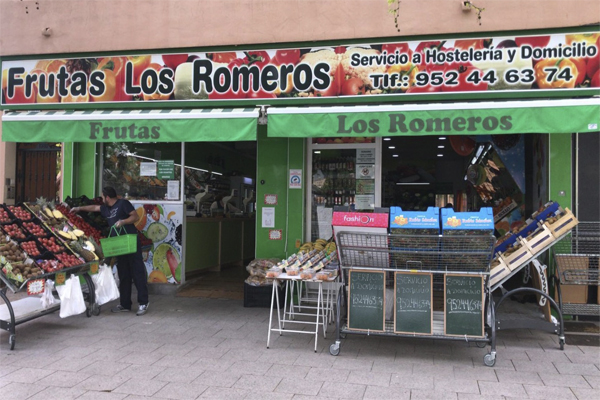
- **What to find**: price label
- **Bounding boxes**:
[90,261,99,275]
[27,279,45,295]
[55,272,66,286]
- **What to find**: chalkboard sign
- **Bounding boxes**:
[444,274,484,337]
[348,270,385,332]
[394,272,432,335]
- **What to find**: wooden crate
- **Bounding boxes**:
[544,207,579,238]
[490,257,511,287]
[519,224,556,255]
[500,244,533,271]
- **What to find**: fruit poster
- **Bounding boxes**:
[2,31,598,106]
[131,202,183,284]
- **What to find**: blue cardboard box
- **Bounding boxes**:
[389,207,440,234]
[441,207,494,232]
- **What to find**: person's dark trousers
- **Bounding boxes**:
[116,242,149,309]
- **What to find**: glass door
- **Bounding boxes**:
[306,138,380,242]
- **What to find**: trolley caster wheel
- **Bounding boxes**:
[329,343,340,356]
[9,334,15,350]
[483,353,496,367]
[92,304,101,316]
[476,341,487,348]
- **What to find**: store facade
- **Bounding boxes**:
[1,27,599,288]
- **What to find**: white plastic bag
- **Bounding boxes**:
[40,279,56,309]
[92,264,120,305]
[56,275,86,318]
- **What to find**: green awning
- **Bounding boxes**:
[1,108,259,142]
[267,99,600,137]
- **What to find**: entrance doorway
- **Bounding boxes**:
[15,143,61,203]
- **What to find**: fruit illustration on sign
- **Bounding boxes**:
[148,269,168,283]
[161,54,188,71]
[152,243,180,281]
[146,222,168,243]
[134,207,147,231]
[151,205,163,221]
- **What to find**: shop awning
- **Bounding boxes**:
[1,108,260,142]
[267,98,600,138]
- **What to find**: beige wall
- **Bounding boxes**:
[0,0,599,56]
[0,121,17,204]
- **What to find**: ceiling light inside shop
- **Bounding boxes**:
[314,150,321,154]
[125,152,222,176]
[383,137,391,141]
[393,154,399,157]
[439,136,447,140]
[437,154,444,157]
[438,145,445,149]
[388,146,396,149]
[396,182,430,185]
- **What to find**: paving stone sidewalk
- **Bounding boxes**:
[0,294,598,399]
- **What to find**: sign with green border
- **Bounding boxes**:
[157,160,174,179]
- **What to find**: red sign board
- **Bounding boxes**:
[1,32,598,107]
[332,212,389,228]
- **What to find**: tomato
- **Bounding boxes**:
[161,54,188,70]
[515,36,551,49]
[591,70,600,88]
[314,64,344,97]
[245,51,271,68]
[341,78,365,95]
[442,65,488,92]
[4,76,37,104]
[381,42,412,58]
[534,58,578,89]
[415,41,448,70]
[570,57,587,86]
[454,39,485,50]
[208,52,238,64]
[334,46,347,54]
[272,49,301,66]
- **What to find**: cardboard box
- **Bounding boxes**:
[556,284,588,304]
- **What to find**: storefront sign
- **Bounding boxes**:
[2,31,597,107]
[332,211,388,228]
[356,149,375,163]
[268,101,600,138]
[157,160,174,179]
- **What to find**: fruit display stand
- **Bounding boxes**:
[553,222,600,318]
[489,203,580,353]
[330,230,497,365]
[0,202,105,349]
[0,260,98,350]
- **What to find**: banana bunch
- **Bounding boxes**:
[299,241,314,253]
[299,238,331,253]
[314,239,327,251]
[325,242,337,255]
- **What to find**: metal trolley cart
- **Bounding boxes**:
[330,231,499,366]
[0,262,98,350]
[553,222,600,317]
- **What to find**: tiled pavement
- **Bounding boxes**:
[0,294,598,399]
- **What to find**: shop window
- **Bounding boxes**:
[184,142,256,217]
[102,142,182,201]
